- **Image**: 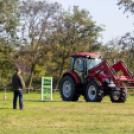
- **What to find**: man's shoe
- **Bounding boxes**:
[20,108,25,110]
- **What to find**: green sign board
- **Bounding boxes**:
[41,77,53,100]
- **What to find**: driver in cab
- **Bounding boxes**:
[74,58,84,82]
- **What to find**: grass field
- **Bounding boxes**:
[1,91,134,134]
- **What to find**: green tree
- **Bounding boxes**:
[117,0,134,75]
[117,0,134,16]
[119,33,134,74]
[18,0,63,93]
[0,0,20,87]
[0,0,19,38]
[101,38,124,64]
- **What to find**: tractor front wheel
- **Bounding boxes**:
[110,88,127,103]
[60,75,78,101]
[84,81,103,102]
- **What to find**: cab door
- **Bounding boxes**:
[73,57,84,83]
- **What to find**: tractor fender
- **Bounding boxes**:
[63,71,81,84]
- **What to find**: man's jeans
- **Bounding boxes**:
[13,90,24,109]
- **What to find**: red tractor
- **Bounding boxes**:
[60,52,134,102]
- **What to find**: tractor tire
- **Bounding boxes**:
[60,75,79,101]
[110,88,127,103]
[84,81,104,102]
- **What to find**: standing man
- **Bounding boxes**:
[12,68,25,110]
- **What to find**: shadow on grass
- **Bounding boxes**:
[24,100,63,102]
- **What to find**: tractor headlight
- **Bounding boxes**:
[108,82,115,87]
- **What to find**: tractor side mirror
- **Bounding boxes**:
[83,58,88,83]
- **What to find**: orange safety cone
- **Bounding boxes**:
[4,94,6,100]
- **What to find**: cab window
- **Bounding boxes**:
[87,58,101,70]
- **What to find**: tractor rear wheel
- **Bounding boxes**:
[60,75,79,101]
[110,88,127,103]
[84,81,103,102]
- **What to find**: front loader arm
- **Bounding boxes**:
[88,60,119,85]
[112,60,133,79]
[88,60,134,88]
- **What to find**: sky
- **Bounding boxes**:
[48,0,134,44]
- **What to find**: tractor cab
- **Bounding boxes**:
[70,52,102,83]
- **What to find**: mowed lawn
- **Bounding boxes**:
[1,91,134,134]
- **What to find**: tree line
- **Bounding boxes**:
[0,0,133,92]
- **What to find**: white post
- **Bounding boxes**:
[51,77,53,100]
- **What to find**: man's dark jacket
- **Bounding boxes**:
[12,73,25,90]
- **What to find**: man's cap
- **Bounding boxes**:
[16,68,21,71]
